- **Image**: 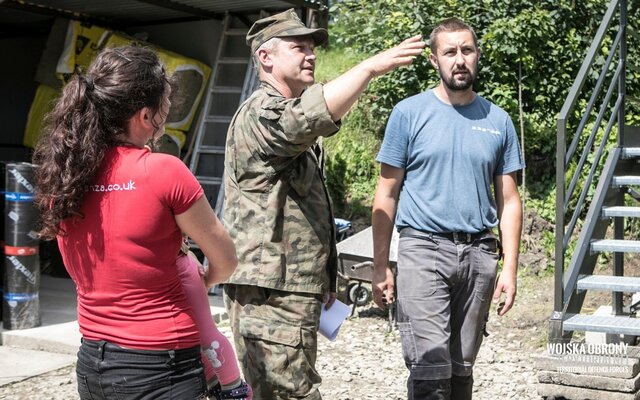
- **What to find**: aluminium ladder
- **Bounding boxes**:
[185,14,260,293]
[187,13,260,220]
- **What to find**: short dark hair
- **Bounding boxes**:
[429,17,478,54]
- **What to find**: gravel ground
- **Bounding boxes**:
[316,304,542,400]
[0,275,551,400]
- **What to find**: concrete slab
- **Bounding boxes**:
[1,275,229,355]
[537,383,640,400]
[534,347,640,379]
[538,370,640,393]
[0,346,75,386]
[3,320,81,355]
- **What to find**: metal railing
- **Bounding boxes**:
[554,0,627,314]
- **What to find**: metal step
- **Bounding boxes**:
[602,206,640,218]
[193,146,224,154]
[622,147,640,158]
[564,314,640,335]
[207,114,236,120]
[225,28,249,36]
[613,176,640,186]
[204,116,233,124]
[591,239,640,253]
[217,57,250,64]
[194,176,222,185]
[211,86,243,94]
[577,275,640,292]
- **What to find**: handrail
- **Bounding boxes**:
[564,94,623,250]
[565,63,622,217]
[554,0,626,314]
[618,0,626,146]
[565,28,622,166]
[557,0,620,122]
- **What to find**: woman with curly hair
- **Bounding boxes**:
[33,45,241,399]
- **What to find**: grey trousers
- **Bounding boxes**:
[396,227,500,398]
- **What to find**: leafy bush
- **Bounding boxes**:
[315,48,380,218]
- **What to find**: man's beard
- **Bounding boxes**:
[441,68,476,91]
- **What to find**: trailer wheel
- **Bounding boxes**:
[348,283,371,306]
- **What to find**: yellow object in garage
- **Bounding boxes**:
[164,128,187,150]
[56,21,110,80]
[26,20,212,149]
[104,33,211,133]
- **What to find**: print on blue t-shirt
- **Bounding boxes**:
[376,90,525,233]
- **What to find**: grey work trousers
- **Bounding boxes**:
[396,227,500,399]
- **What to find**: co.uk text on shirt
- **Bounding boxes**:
[89,180,136,192]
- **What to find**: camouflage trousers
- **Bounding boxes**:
[224,284,323,400]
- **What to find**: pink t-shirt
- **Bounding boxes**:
[58,146,204,350]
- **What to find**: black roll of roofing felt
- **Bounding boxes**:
[0,161,4,321]
[0,161,5,243]
[5,201,40,247]
[2,253,40,330]
[3,163,40,330]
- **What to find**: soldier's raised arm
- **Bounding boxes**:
[323,35,425,121]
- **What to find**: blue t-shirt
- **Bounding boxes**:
[376,90,525,233]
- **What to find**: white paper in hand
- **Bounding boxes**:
[319,299,351,341]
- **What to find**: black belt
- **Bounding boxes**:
[400,227,491,243]
[431,230,491,243]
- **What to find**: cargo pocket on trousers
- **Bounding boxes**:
[398,322,419,366]
[473,278,493,302]
[239,315,319,395]
[239,315,302,347]
[239,315,303,375]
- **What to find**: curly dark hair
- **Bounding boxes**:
[33,46,170,239]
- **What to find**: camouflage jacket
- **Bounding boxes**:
[223,82,340,294]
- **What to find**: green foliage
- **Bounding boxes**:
[315,48,381,218]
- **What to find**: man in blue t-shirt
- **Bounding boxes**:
[372,17,525,400]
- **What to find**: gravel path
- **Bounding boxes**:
[0,297,545,400]
[317,305,542,399]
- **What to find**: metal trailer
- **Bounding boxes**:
[336,226,399,326]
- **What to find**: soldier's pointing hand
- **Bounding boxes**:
[361,35,426,78]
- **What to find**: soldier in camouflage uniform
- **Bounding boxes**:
[223,8,425,400]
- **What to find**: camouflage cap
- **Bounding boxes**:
[246,8,328,54]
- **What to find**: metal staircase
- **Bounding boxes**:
[186,13,259,218]
[550,0,640,342]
